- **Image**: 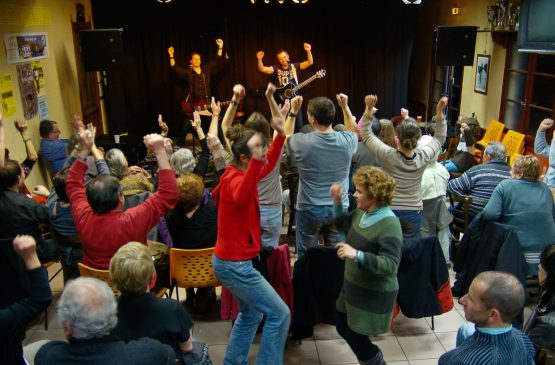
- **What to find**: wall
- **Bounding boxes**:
[0,0,92,189]
[410,0,510,128]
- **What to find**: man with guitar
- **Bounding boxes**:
[168,38,226,137]
[257,42,314,132]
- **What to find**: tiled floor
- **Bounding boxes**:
[25,254,481,365]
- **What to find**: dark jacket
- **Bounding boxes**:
[291,246,344,340]
[452,214,528,297]
[397,237,454,318]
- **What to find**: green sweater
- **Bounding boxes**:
[334,208,403,335]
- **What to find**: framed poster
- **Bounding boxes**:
[474,54,490,95]
[4,32,49,64]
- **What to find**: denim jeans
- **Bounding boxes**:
[392,209,422,242]
[295,205,345,260]
[212,255,290,365]
[260,205,282,248]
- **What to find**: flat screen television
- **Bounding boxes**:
[518,0,555,54]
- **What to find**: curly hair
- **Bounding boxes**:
[512,155,541,181]
[176,172,205,212]
[352,166,396,207]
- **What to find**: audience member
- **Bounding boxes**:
[441,117,480,173]
[0,236,52,365]
[448,141,510,218]
[361,95,448,240]
[524,244,555,353]
[166,172,218,312]
[170,111,211,178]
[286,93,358,258]
[109,242,200,364]
[330,167,403,365]
[38,119,69,172]
[35,277,175,365]
[105,148,154,197]
[482,155,555,275]
[67,128,179,269]
[534,118,555,189]
[211,83,289,365]
[439,271,535,365]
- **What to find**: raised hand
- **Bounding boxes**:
[539,118,554,132]
[13,235,41,270]
[71,112,85,133]
[365,95,378,109]
[291,96,303,113]
[232,84,246,101]
[211,97,221,116]
[437,96,449,117]
[336,93,349,110]
[216,38,224,48]
[206,133,221,155]
[168,46,174,57]
[15,119,28,133]
[191,111,202,130]
[256,51,265,60]
[163,138,173,156]
[78,129,94,152]
[265,82,276,99]
[280,99,291,118]
[143,133,165,152]
[329,183,343,205]
[401,108,409,120]
[158,114,169,136]
[304,43,312,52]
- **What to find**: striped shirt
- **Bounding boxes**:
[448,160,511,215]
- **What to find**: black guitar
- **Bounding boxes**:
[274,69,326,103]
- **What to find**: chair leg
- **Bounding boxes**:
[176,286,180,302]
[431,316,435,331]
[44,307,48,330]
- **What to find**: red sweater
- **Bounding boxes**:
[212,134,285,261]
[67,160,179,269]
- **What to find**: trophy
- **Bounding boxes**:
[487,5,496,30]
[496,1,507,30]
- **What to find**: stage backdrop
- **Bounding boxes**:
[90,0,417,145]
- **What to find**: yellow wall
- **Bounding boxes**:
[410,0,511,128]
[0,0,92,189]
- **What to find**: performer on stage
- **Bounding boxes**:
[168,39,227,138]
[257,43,313,131]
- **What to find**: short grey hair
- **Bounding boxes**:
[105,148,128,180]
[484,142,506,161]
[170,148,196,176]
[57,277,118,339]
[475,271,524,324]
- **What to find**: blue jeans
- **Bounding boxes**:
[212,255,290,365]
[295,205,345,260]
[260,205,282,248]
[392,209,422,242]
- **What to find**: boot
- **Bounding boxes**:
[358,349,386,365]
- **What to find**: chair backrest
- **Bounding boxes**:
[448,191,473,236]
[38,153,57,183]
[77,262,121,296]
[169,247,220,289]
[477,120,505,147]
[509,152,522,167]
[502,130,526,157]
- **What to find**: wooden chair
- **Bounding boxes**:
[474,120,505,162]
[448,190,473,262]
[502,130,526,159]
[168,247,220,301]
[78,262,121,296]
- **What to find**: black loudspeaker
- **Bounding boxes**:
[80,29,124,71]
[434,26,477,66]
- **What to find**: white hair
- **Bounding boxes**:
[170,148,196,175]
[56,277,118,339]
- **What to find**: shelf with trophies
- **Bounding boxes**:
[481,1,520,47]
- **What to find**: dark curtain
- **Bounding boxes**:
[91,0,416,146]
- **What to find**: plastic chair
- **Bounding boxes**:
[509,152,522,167]
[78,262,121,296]
[168,247,220,301]
[474,120,505,162]
[502,130,526,158]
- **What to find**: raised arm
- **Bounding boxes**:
[15,119,38,162]
[361,95,391,157]
[299,43,313,70]
[222,84,246,150]
[284,97,300,137]
[432,96,448,146]
[336,93,358,133]
[216,38,223,57]
[208,97,221,138]
[168,46,176,67]
[256,50,274,75]
[535,118,554,157]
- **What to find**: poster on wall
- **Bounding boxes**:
[0,73,17,117]
[38,95,48,120]
[3,32,49,64]
[16,63,38,120]
[31,61,45,96]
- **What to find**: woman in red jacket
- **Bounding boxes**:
[211,83,289,365]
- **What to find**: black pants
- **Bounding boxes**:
[336,311,379,362]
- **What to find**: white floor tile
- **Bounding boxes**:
[397,334,446,360]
